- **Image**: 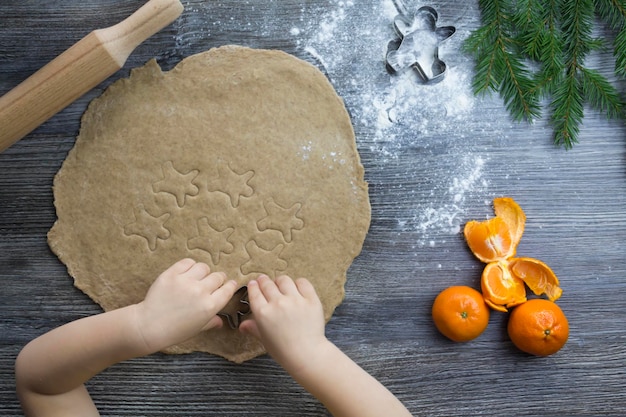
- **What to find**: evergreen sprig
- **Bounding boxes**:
[463,0,626,148]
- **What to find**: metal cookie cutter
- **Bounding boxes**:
[385,5,456,83]
[218,286,251,329]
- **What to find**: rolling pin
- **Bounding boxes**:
[0,0,184,153]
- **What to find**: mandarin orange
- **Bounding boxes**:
[432,286,490,342]
[507,299,569,356]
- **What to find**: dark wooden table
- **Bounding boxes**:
[1,1,625,416]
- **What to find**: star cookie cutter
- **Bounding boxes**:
[218,286,251,329]
[385,5,456,83]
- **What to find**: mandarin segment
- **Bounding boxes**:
[493,197,526,254]
[481,261,527,312]
[509,257,563,301]
[464,216,514,263]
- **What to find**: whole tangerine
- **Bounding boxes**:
[507,299,569,356]
[432,286,490,342]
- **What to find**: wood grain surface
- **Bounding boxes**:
[1,1,625,416]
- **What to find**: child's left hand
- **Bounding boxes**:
[132,258,238,353]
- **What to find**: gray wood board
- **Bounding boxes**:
[1,1,625,416]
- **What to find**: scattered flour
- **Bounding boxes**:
[411,155,488,237]
[291,0,489,240]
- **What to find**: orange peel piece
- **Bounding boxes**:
[509,257,563,301]
[464,216,514,263]
[481,261,527,312]
[493,197,526,255]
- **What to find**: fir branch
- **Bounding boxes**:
[617,27,626,75]
[593,0,626,29]
[579,67,624,117]
[551,70,584,148]
[559,0,595,62]
[594,0,626,76]
[499,52,542,121]
[551,0,595,148]
[463,25,503,92]
[463,0,541,120]
[464,0,626,148]
[531,0,564,97]
[513,0,547,60]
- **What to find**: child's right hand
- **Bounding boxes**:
[239,275,329,373]
[133,258,238,353]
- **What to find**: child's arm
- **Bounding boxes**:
[15,258,237,417]
[239,275,413,417]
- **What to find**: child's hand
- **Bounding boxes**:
[133,258,238,353]
[239,275,328,372]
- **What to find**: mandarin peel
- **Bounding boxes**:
[492,197,526,249]
[464,197,563,311]
[510,258,563,302]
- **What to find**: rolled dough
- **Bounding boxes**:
[48,45,371,363]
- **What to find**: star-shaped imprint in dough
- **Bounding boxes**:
[124,204,170,251]
[187,217,234,264]
[257,199,304,243]
[207,164,254,208]
[152,161,199,207]
[385,6,455,83]
[241,241,287,276]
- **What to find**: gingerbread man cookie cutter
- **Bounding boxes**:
[385,4,456,83]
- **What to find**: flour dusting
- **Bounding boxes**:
[411,155,488,238]
[291,0,489,239]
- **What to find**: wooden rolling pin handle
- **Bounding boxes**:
[0,0,183,153]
